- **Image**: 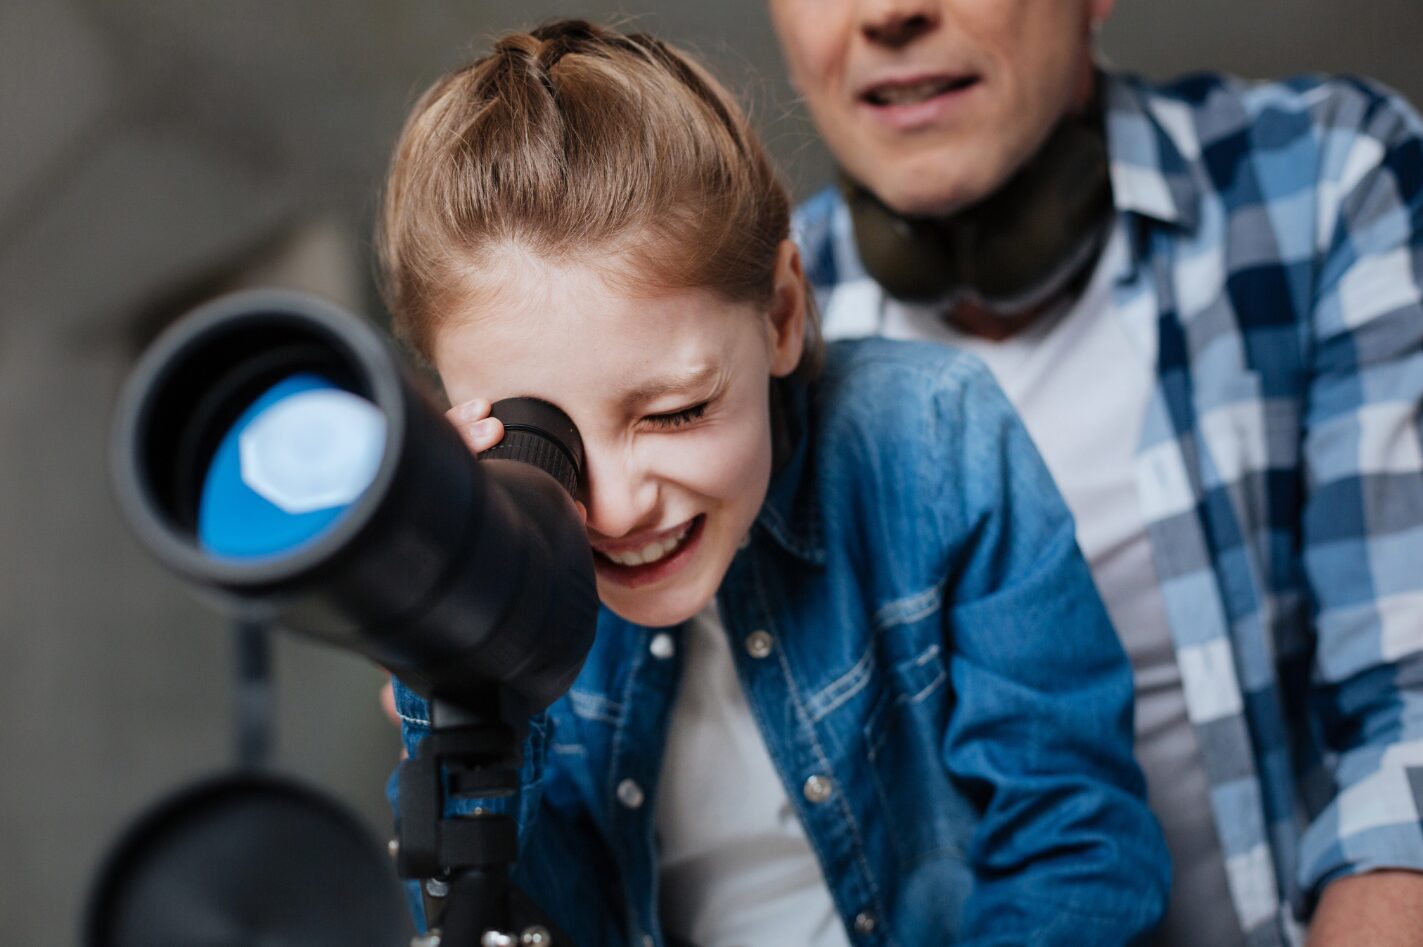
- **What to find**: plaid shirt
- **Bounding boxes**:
[795,71,1423,945]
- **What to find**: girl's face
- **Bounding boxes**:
[432,241,806,628]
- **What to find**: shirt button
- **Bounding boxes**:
[802,774,833,803]
[738,532,752,550]
[854,910,877,934]
[649,632,675,660]
[616,778,645,809]
[745,630,774,659]
[642,936,655,947]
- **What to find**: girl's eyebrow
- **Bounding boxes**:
[618,365,720,409]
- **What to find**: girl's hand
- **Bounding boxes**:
[379,679,406,758]
[447,398,505,454]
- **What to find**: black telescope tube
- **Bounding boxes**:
[110,290,597,719]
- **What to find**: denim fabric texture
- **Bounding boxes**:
[392,339,1170,946]
[797,71,1423,945]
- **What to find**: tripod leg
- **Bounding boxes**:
[438,867,509,945]
[436,870,573,947]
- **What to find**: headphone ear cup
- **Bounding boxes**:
[967,119,1112,306]
[841,181,962,305]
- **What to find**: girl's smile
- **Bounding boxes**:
[590,512,706,589]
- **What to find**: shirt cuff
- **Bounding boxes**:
[1299,747,1423,906]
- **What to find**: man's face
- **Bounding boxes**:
[771,0,1111,216]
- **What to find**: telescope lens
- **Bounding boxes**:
[197,372,386,559]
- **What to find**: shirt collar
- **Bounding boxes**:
[754,377,827,566]
[1102,71,1202,232]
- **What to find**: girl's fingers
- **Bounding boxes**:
[447,397,492,424]
[379,681,407,759]
[379,680,399,726]
[446,398,504,454]
[460,416,504,453]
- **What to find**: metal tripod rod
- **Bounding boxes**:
[233,616,273,767]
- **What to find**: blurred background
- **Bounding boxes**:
[3,0,1421,940]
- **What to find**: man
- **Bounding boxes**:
[770,0,1423,944]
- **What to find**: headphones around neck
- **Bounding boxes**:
[840,102,1114,316]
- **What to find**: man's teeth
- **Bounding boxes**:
[869,78,960,106]
[604,523,694,567]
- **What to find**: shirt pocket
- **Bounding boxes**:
[860,639,976,870]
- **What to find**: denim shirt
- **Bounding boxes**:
[393,338,1170,946]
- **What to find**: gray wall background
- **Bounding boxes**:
[2,0,1420,941]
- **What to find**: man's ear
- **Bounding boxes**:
[767,239,807,378]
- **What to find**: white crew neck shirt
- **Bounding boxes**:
[657,601,851,947]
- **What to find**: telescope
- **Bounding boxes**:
[102,289,597,946]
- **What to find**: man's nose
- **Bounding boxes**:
[859,0,941,48]
[582,451,659,540]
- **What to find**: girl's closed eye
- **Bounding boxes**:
[645,401,709,430]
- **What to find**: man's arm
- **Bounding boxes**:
[1297,80,1423,921]
[1308,872,1423,946]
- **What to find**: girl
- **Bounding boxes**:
[380,20,1167,946]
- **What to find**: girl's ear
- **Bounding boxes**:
[767,239,807,378]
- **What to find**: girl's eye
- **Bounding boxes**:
[645,401,709,430]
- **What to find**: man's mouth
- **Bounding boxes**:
[861,74,980,107]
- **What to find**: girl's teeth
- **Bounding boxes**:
[607,523,693,567]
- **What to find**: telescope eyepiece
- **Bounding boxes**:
[484,397,583,500]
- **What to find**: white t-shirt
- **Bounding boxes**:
[657,601,851,947]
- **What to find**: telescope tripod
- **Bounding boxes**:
[396,694,573,947]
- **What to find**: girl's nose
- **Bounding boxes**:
[582,449,660,540]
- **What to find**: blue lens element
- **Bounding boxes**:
[198,373,387,559]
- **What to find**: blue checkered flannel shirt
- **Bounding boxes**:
[795,70,1423,945]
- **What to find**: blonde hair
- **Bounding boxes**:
[376,19,820,376]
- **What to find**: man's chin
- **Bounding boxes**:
[842,138,1023,218]
[856,167,998,219]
